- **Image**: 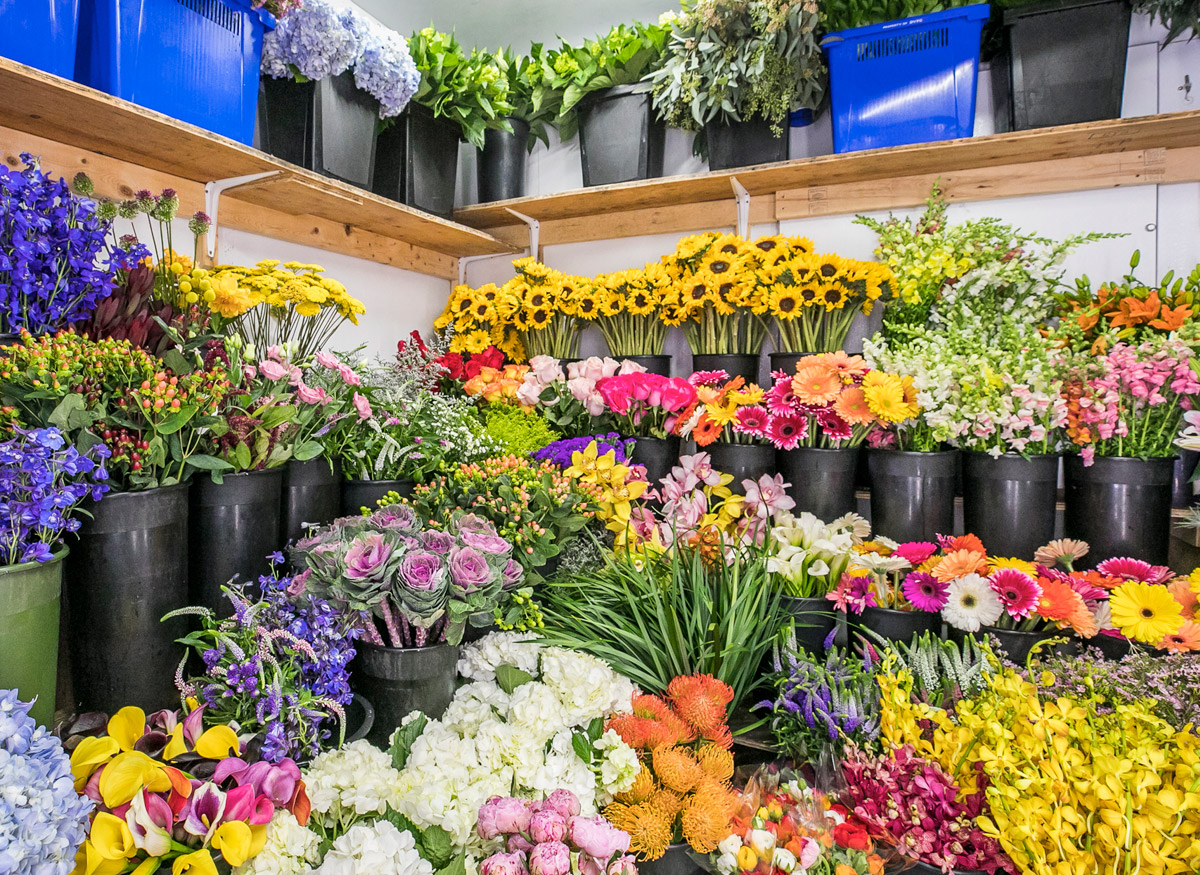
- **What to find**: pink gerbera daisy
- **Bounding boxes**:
[733,405,770,437]
[989,568,1042,620]
[817,409,852,442]
[894,541,938,566]
[764,378,798,416]
[766,412,808,450]
[1095,557,1157,583]
[1065,573,1107,603]
[689,369,730,388]
[901,572,949,612]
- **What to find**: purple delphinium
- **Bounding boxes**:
[0,426,110,566]
[0,155,133,334]
[533,433,635,468]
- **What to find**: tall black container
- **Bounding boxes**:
[632,436,681,491]
[65,484,190,713]
[373,102,461,217]
[577,85,665,187]
[1173,450,1198,508]
[777,447,860,521]
[705,117,789,170]
[341,478,415,516]
[190,469,284,614]
[991,0,1132,132]
[961,453,1059,559]
[781,596,841,654]
[258,71,380,187]
[1063,455,1174,566]
[691,353,760,386]
[768,351,816,378]
[281,458,342,544]
[351,642,459,748]
[708,442,776,495]
[478,118,529,202]
[867,449,959,543]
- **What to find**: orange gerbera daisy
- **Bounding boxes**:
[933,549,987,583]
[1169,578,1198,620]
[1037,577,1087,624]
[833,385,874,425]
[948,533,987,555]
[1160,620,1200,652]
[792,365,841,405]
[691,413,723,447]
[810,351,869,379]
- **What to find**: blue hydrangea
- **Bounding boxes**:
[354,26,420,118]
[0,691,92,875]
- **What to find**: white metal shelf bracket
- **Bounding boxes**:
[730,176,750,238]
[204,171,281,259]
[457,254,499,286]
[505,207,541,257]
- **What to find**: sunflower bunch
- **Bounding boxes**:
[504,257,596,359]
[436,280,525,359]
[603,675,740,860]
[208,261,365,359]
[592,263,673,356]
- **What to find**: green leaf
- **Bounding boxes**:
[437,855,468,875]
[49,394,94,432]
[155,405,198,436]
[587,716,604,741]
[571,730,593,764]
[233,442,252,471]
[293,441,325,462]
[185,454,233,472]
[418,826,454,869]
[495,664,535,695]
[389,713,429,770]
[160,349,193,376]
[382,805,423,841]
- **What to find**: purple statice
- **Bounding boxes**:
[755,641,880,763]
[532,433,635,468]
[0,155,130,334]
[0,690,93,874]
[261,0,363,80]
[0,427,110,566]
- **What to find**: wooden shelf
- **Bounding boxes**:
[0,58,514,280]
[455,111,1200,250]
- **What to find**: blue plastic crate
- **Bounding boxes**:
[0,0,81,78]
[76,0,273,144]
[823,4,989,154]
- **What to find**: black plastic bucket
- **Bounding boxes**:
[691,353,760,386]
[65,484,190,713]
[979,626,1077,665]
[867,449,958,543]
[768,351,817,378]
[633,436,681,490]
[1173,450,1198,508]
[478,118,528,202]
[708,442,776,495]
[341,478,415,517]
[637,844,702,875]
[351,642,459,748]
[618,355,672,377]
[258,71,380,187]
[961,452,1059,559]
[781,596,840,654]
[705,116,789,170]
[777,446,859,521]
[373,102,461,218]
[577,85,665,187]
[991,0,1132,132]
[190,469,284,614]
[851,606,940,647]
[1063,455,1174,566]
[281,457,341,544]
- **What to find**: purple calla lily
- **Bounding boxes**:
[182,782,226,840]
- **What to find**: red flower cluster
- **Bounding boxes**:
[437,345,505,381]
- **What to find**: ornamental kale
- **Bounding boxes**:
[0,426,110,566]
[0,690,93,875]
[0,155,135,335]
[168,559,358,763]
[533,433,634,468]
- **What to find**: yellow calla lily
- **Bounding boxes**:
[83,844,130,875]
[193,725,240,760]
[249,824,268,858]
[89,813,136,861]
[98,752,171,809]
[211,821,254,867]
[172,849,219,875]
[131,858,162,875]
[70,736,119,790]
[162,725,188,762]
[107,706,147,752]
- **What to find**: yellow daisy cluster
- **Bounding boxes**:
[208,261,364,322]
[879,663,1200,874]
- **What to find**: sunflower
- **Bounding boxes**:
[660,303,686,327]
[786,234,815,254]
[525,307,552,330]
[460,329,492,354]
[819,281,848,310]
[1110,581,1184,644]
[769,285,802,320]
[815,253,853,279]
[574,291,600,319]
[752,234,786,255]
[711,233,748,257]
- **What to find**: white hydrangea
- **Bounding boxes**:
[539,647,635,725]
[305,740,404,829]
[234,811,322,875]
[594,729,639,797]
[457,631,541,682]
[507,681,568,737]
[314,820,433,875]
[441,680,510,734]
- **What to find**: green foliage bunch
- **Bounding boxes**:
[408,27,514,149]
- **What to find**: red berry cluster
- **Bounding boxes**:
[97,424,150,471]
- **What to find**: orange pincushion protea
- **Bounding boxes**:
[653,745,703,794]
[648,787,685,820]
[622,764,656,803]
[695,743,734,782]
[680,796,734,853]
[631,693,695,744]
[667,674,734,737]
[603,801,674,860]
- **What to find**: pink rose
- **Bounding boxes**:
[567,815,630,861]
[529,808,567,844]
[617,359,647,376]
[315,351,339,370]
[481,852,530,875]
[353,392,372,421]
[661,378,697,413]
[583,390,605,417]
[529,355,564,384]
[537,790,581,820]
[568,376,597,404]
[296,383,329,405]
[596,377,632,416]
[518,376,547,408]
[477,796,533,840]
[529,842,571,875]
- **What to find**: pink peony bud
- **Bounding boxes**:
[529,808,567,844]
[478,796,534,840]
[481,852,530,875]
[567,815,630,862]
[607,855,638,875]
[529,842,572,875]
[538,790,581,820]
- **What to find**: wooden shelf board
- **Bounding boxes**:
[0,58,514,274]
[456,111,1200,242]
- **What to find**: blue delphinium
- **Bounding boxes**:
[0,155,130,335]
[0,690,93,875]
[533,433,636,468]
[0,427,110,566]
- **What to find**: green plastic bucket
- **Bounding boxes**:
[0,549,66,727]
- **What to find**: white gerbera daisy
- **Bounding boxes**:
[942,573,1003,632]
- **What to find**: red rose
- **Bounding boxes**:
[476,346,505,370]
[436,353,465,380]
[463,359,484,380]
[832,822,870,851]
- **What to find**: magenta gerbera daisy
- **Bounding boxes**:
[764,379,798,416]
[989,568,1041,620]
[688,369,730,388]
[1066,574,1107,603]
[733,405,770,436]
[1095,557,1156,583]
[766,412,808,450]
[901,572,949,612]
[817,409,852,442]
[894,541,938,566]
